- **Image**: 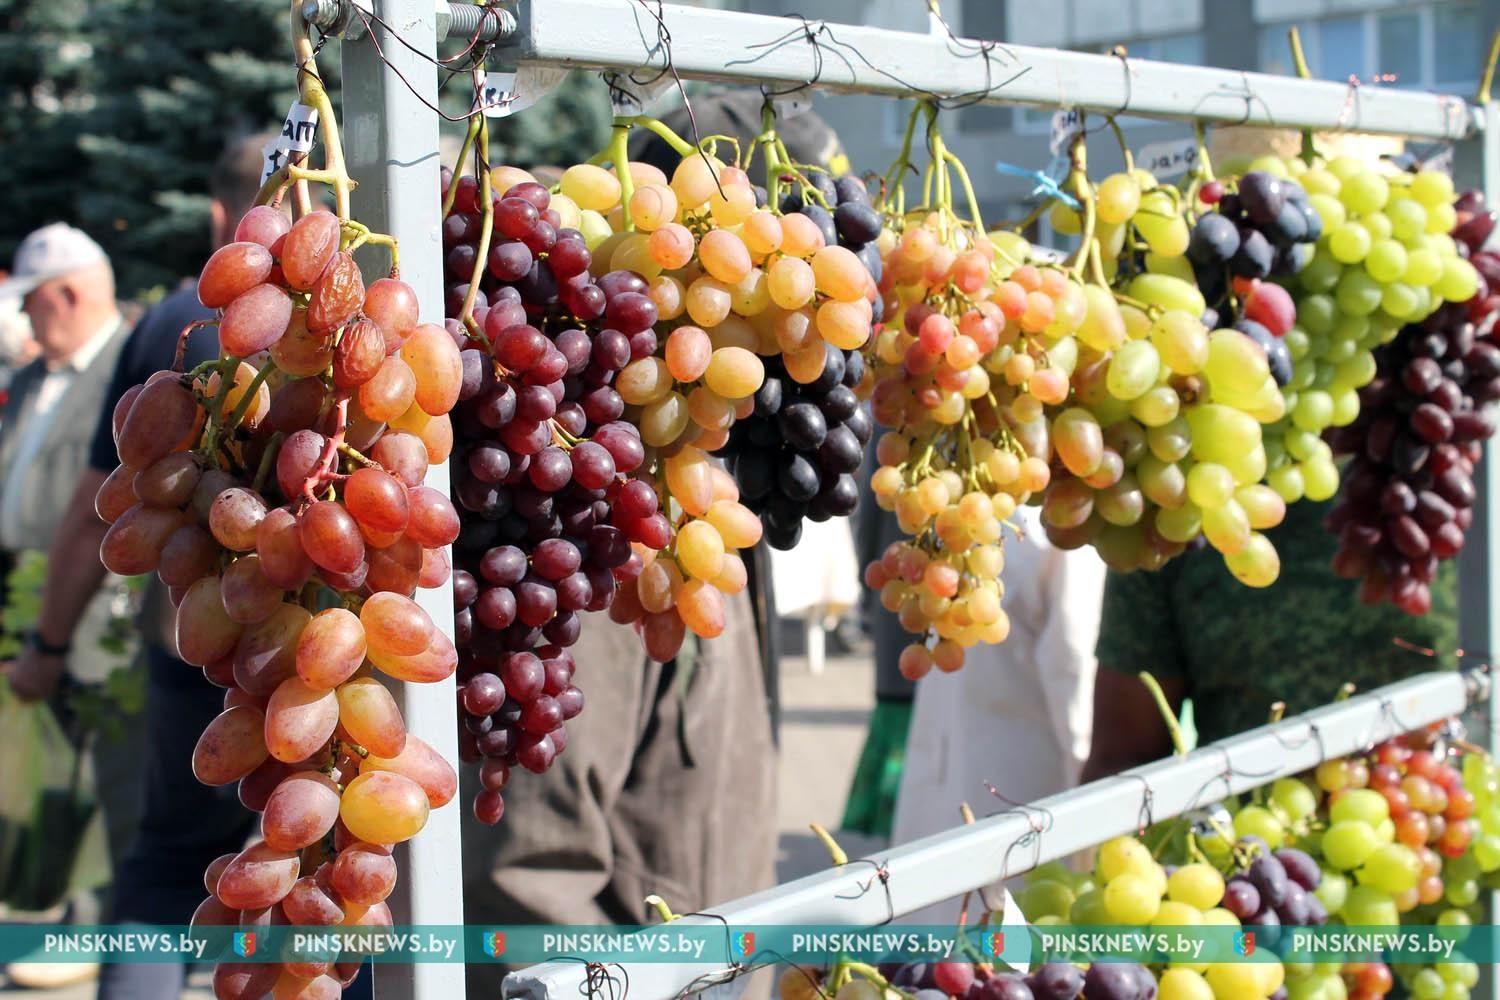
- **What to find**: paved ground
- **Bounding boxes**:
[1,649,883,1000]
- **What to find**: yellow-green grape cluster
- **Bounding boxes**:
[1020,835,1291,1000]
[1259,156,1480,503]
[1037,264,1287,586]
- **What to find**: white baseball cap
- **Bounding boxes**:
[0,223,108,301]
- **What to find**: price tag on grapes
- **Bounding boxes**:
[1048,109,1081,157]
[481,64,570,118]
[605,72,676,118]
[277,101,319,154]
[480,71,518,116]
[1135,137,1199,180]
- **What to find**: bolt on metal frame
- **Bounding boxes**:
[314,2,1500,998]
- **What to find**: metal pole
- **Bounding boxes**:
[342,4,467,1000]
[1458,96,1500,1000]
[504,670,1487,1000]
[498,0,1478,140]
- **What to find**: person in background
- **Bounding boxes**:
[0,287,40,405]
[0,223,131,991]
[841,431,915,837]
[890,504,1106,922]
[1082,497,1459,781]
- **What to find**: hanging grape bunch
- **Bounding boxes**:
[1001,130,1289,586]
[438,109,879,817]
[1216,155,1485,507]
[718,163,882,550]
[94,15,463,997]
[1324,189,1498,614]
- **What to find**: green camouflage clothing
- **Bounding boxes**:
[1095,496,1458,745]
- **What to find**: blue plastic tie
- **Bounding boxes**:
[994,160,1080,210]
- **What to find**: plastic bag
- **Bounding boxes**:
[0,680,99,912]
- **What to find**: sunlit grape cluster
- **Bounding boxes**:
[1230,157,1482,505]
[99,202,465,998]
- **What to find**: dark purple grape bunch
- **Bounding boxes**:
[1221,845,1327,945]
[1191,172,1322,297]
[441,172,670,823]
[1324,201,1500,615]
[720,347,872,549]
[1190,173,1321,387]
[716,173,881,549]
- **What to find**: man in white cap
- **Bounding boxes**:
[0,224,129,990]
[0,224,127,566]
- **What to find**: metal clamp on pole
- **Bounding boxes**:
[301,0,515,42]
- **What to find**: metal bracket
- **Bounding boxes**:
[301,0,514,42]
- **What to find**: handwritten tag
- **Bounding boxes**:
[260,140,289,185]
[480,71,518,117]
[1136,137,1200,179]
[1049,109,1081,157]
[278,102,319,154]
[605,72,676,117]
[481,64,570,118]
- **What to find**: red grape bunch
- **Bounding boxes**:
[98,196,467,1000]
[1325,189,1500,613]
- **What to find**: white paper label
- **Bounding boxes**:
[260,141,287,185]
[260,101,319,184]
[776,94,813,119]
[1136,137,1200,179]
[481,64,571,118]
[1049,109,1081,157]
[605,72,676,117]
[278,102,319,154]
[480,71,518,116]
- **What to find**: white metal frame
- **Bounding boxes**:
[312,2,1500,998]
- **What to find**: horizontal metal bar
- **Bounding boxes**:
[500,0,1479,139]
[503,669,1489,1000]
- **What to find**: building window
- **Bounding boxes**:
[1258,3,1477,95]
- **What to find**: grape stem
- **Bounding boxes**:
[643,894,680,924]
[1066,128,1098,282]
[1105,116,1135,175]
[882,102,923,217]
[174,320,218,372]
[252,432,285,494]
[1137,670,1187,757]
[1479,28,1500,104]
[290,0,351,221]
[609,121,635,230]
[808,822,849,866]
[460,92,494,341]
[224,360,279,436]
[616,116,695,158]
[1286,28,1320,166]
[302,395,351,503]
[443,113,482,218]
[336,441,380,469]
[199,356,243,469]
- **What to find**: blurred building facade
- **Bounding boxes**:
[707,0,1497,227]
